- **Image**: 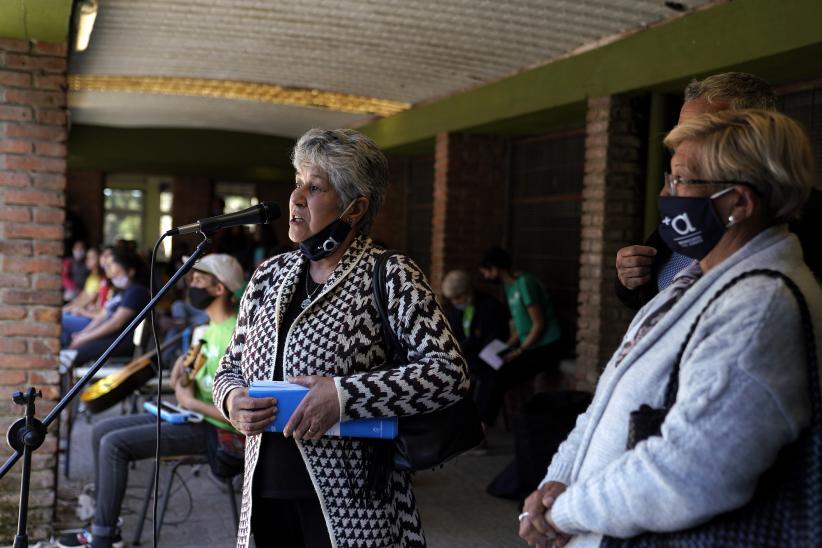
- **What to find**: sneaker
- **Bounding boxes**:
[56,528,124,548]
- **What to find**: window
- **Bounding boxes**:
[103,188,144,245]
[509,129,585,345]
[159,188,174,259]
[215,182,259,225]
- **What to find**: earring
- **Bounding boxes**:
[727,215,736,226]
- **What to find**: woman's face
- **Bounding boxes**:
[104,260,126,281]
[85,249,99,271]
[288,164,341,243]
[100,249,113,272]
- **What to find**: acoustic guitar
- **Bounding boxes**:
[80,332,183,414]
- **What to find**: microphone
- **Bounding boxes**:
[165,201,280,236]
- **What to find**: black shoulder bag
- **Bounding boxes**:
[602,269,822,547]
[372,251,485,471]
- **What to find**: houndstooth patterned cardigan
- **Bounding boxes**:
[213,235,470,548]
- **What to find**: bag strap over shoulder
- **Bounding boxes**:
[372,250,403,361]
[663,269,819,426]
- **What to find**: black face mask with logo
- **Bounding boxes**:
[188,286,216,310]
[657,187,734,260]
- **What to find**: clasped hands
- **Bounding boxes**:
[225,375,340,440]
[518,481,571,547]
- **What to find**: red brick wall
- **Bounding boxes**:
[575,95,645,389]
[0,38,68,540]
[371,155,409,250]
[431,133,507,291]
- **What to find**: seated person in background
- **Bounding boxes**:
[62,250,150,366]
[62,239,90,302]
[57,253,245,548]
[477,247,562,427]
[61,247,103,346]
[519,110,822,547]
[441,269,509,408]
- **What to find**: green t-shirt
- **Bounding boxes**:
[194,315,238,432]
[504,272,561,349]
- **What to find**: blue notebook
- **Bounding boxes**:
[248,380,398,439]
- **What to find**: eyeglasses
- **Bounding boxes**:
[664,173,748,196]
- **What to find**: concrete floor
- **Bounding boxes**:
[54,406,524,547]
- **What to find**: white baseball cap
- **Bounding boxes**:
[193,254,245,292]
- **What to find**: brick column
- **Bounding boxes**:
[575,95,645,389]
[431,133,507,291]
[0,39,68,539]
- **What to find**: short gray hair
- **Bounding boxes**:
[684,72,777,111]
[442,270,473,300]
[664,109,813,222]
[292,128,389,234]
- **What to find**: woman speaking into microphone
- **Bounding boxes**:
[213,128,469,548]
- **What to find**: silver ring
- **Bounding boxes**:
[518,511,529,521]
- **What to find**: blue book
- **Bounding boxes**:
[248,380,398,440]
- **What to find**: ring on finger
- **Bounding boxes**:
[518,511,530,521]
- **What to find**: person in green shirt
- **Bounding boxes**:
[59,254,245,548]
[477,247,562,426]
[172,258,240,433]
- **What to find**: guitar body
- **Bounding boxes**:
[80,332,183,413]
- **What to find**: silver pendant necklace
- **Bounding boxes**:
[301,269,324,309]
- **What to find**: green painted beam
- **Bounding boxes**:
[68,125,295,182]
[362,0,822,149]
[0,0,72,42]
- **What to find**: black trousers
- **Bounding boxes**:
[471,342,560,426]
[251,496,332,548]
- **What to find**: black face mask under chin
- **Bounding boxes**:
[298,203,357,261]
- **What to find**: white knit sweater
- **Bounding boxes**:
[543,226,822,547]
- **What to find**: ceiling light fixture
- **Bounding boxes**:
[73,0,98,52]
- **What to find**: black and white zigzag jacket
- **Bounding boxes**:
[213,235,470,548]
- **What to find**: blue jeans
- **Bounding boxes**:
[61,312,92,348]
[90,414,211,547]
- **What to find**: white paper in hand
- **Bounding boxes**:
[479,339,508,370]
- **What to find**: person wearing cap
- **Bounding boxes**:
[59,254,244,548]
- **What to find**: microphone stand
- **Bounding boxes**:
[0,234,212,548]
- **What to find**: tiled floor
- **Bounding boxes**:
[54,406,523,547]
